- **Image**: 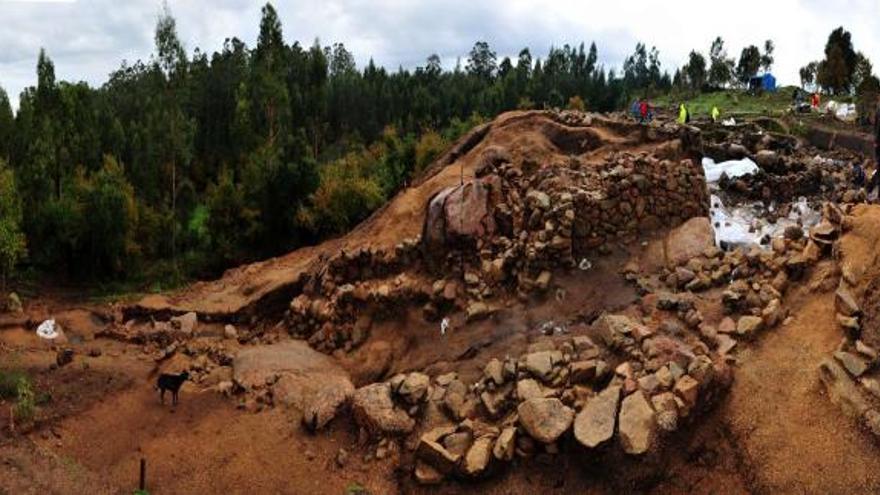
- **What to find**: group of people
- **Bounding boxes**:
[631,100,720,125]
[792,88,822,111]
[630,99,655,123]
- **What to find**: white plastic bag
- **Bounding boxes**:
[36,319,59,339]
[702,157,759,183]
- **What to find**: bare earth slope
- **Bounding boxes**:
[130,111,651,320]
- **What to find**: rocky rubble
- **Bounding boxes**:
[332,306,732,484]
[811,203,880,439]
[285,111,709,354]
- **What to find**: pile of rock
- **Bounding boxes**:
[814,203,880,438]
[424,149,709,305]
[344,314,730,484]
[286,128,710,355]
[287,271,431,353]
[653,223,835,353]
[231,341,355,427]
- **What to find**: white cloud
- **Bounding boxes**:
[1,0,878,110]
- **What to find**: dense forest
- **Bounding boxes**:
[0,2,873,290]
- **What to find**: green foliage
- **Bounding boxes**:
[76,156,140,276]
[0,160,26,287]
[301,148,386,236]
[0,87,13,160]
[414,131,447,174]
[1,369,36,423]
[856,75,880,125]
[817,27,858,95]
[655,87,796,118]
[681,51,708,93]
[0,3,795,290]
[13,376,35,423]
[737,45,762,87]
[206,169,253,263]
[345,482,369,495]
[708,37,735,89]
[0,368,27,399]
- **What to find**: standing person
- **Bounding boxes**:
[639,100,649,123]
[852,162,866,188]
[811,92,820,111]
[711,106,721,123]
[678,103,688,124]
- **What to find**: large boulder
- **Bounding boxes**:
[423,176,500,257]
[574,385,621,449]
[233,341,355,430]
[618,391,657,455]
[274,374,354,430]
[517,398,574,443]
[352,382,417,435]
[663,217,715,268]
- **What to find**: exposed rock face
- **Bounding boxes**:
[171,311,198,335]
[517,398,574,443]
[574,385,621,449]
[423,175,500,256]
[232,341,354,430]
[273,374,354,430]
[819,358,870,419]
[664,217,715,268]
[351,382,416,435]
[618,391,656,455]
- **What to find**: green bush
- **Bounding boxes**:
[13,376,35,422]
[1,370,36,423]
[301,149,385,236]
[0,160,26,289]
[0,369,26,399]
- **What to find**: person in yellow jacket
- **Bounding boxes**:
[678,103,689,124]
[711,106,720,122]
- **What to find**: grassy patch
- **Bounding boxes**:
[0,367,39,423]
[655,87,800,119]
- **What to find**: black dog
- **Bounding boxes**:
[155,371,189,405]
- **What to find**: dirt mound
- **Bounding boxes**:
[126,111,695,322]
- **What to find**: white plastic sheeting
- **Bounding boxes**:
[709,195,821,248]
[36,319,60,339]
[824,100,857,122]
[701,157,760,183]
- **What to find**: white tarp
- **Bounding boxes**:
[36,319,59,339]
[710,194,821,248]
[702,157,760,183]
[824,100,856,122]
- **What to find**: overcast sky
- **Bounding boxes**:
[1,0,878,110]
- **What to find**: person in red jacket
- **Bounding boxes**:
[639,100,649,123]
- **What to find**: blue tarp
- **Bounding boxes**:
[749,73,777,92]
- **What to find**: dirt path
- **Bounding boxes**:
[29,375,399,495]
[721,279,880,494]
